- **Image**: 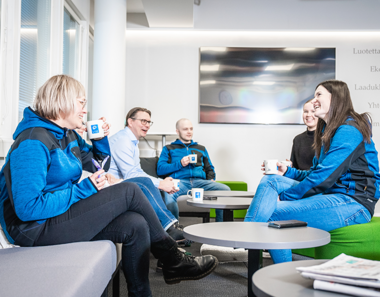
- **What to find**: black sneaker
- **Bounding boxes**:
[163,250,218,285]
[166,223,185,242]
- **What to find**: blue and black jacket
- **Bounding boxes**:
[282,118,380,216]
[157,139,215,180]
[0,107,110,246]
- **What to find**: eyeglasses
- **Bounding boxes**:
[77,99,87,109]
[132,118,154,126]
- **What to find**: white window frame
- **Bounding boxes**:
[0,0,21,157]
[50,0,64,76]
[0,0,89,157]
[63,2,89,91]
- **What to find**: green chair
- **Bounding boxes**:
[293,216,380,261]
[209,181,248,219]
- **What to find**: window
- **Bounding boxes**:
[19,0,51,121]
[63,7,81,80]
[87,34,94,121]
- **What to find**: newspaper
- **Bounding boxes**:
[302,272,380,289]
[313,280,380,297]
[297,254,380,281]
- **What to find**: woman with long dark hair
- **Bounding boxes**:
[245,80,380,263]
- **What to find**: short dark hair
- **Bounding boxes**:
[125,107,151,127]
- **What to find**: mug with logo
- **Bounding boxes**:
[187,188,204,202]
[172,179,180,190]
[189,154,197,164]
[86,120,104,139]
[264,159,278,175]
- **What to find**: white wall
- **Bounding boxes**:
[125,30,380,216]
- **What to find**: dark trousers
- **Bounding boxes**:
[34,182,175,297]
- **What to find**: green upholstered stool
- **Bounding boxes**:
[293,216,380,261]
[209,181,248,219]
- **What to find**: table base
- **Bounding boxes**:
[223,209,234,221]
[248,249,262,297]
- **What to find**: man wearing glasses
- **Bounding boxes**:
[108,107,184,241]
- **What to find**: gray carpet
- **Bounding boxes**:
[110,217,309,297]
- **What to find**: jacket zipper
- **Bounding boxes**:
[186,146,192,178]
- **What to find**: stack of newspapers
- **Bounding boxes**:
[296,254,380,297]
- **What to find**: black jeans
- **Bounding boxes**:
[34,182,174,297]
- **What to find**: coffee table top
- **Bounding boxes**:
[252,260,343,297]
[204,190,255,197]
[187,197,253,209]
[184,222,330,250]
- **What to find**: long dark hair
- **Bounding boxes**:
[313,80,372,157]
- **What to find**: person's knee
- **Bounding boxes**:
[135,177,155,187]
[218,183,231,191]
[261,174,280,183]
[122,212,149,241]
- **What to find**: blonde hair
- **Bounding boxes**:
[34,75,86,120]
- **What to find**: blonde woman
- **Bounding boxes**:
[0,75,217,296]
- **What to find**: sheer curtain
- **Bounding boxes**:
[19,0,51,121]
[63,7,81,80]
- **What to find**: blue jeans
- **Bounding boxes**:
[124,177,177,230]
[165,179,230,222]
[244,175,371,263]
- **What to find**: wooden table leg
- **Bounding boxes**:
[248,249,261,297]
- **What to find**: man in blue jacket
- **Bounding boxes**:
[157,118,230,221]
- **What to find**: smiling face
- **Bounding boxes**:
[312,85,332,122]
[128,111,151,139]
[303,102,318,131]
[58,96,87,130]
[176,120,193,144]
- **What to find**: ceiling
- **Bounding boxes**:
[126,0,194,28]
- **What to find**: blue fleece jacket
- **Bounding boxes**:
[281,119,380,216]
[157,139,216,180]
[0,107,110,244]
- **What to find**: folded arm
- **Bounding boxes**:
[157,146,183,176]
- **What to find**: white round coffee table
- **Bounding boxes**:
[184,222,330,297]
[252,260,343,297]
[187,197,253,221]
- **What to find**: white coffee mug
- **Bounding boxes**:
[264,159,278,175]
[86,120,104,139]
[189,154,197,164]
[187,188,204,202]
[281,160,292,167]
[172,179,180,190]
